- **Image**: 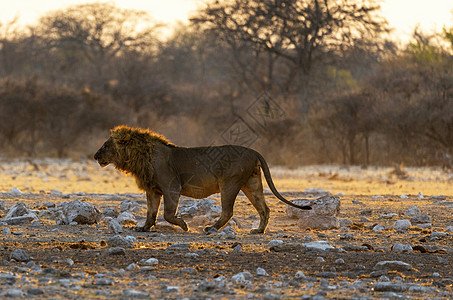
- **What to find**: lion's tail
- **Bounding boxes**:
[255,151,312,210]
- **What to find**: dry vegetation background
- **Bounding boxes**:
[0,1,453,168]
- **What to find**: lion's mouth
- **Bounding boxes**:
[97,160,110,167]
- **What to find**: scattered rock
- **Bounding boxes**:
[108,247,126,256]
[122,289,149,299]
[61,201,101,225]
[179,198,221,218]
[181,267,197,275]
[163,286,180,293]
[287,195,340,230]
[404,206,421,216]
[120,200,140,213]
[302,241,334,251]
[392,243,413,253]
[184,252,199,259]
[430,231,448,240]
[380,213,397,219]
[10,249,31,262]
[372,281,406,292]
[108,219,123,234]
[107,235,135,248]
[374,261,412,271]
[218,226,236,239]
[446,225,453,232]
[142,258,158,266]
[268,240,284,247]
[5,202,30,218]
[95,277,114,285]
[393,219,411,232]
[335,258,345,264]
[411,214,431,225]
[339,218,353,228]
[294,271,306,279]
[102,207,119,218]
[116,211,137,226]
[373,224,385,232]
[256,267,268,276]
[3,289,24,297]
[7,187,23,196]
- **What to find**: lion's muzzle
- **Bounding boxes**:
[94,150,110,167]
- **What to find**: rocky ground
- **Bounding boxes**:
[0,159,452,299]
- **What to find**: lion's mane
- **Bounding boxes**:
[110,125,174,190]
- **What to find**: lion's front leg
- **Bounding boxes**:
[135,190,162,232]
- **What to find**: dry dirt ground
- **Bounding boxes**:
[0,159,452,299]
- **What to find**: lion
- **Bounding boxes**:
[94,125,311,234]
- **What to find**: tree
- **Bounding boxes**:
[38,2,159,83]
[193,0,388,94]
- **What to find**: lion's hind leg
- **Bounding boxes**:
[242,174,270,234]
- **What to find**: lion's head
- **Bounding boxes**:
[94,137,118,167]
[94,125,174,190]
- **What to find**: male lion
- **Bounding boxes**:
[94,125,311,234]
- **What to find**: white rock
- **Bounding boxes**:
[393,220,411,232]
[418,192,424,199]
[316,257,325,263]
[374,261,412,271]
[4,202,29,219]
[268,240,284,247]
[61,201,101,225]
[373,225,385,232]
[108,219,123,234]
[380,213,397,219]
[302,241,334,251]
[231,273,250,286]
[410,214,431,225]
[179,199,221,218]
[335,258,345,264]
[120,200,140,212]
[404,206,421,216]
[4,289,24,297]
[287,195,340,217]
[10,249,31,262]
[288,196,340,230]
[116,211,137,225]
[123,289,149,298]
[3,228,11,235]
[294,271,306,279]
[392,243,413,253]
[107,235,135,248]
[339,219,353,228]
[3,213,38,225]
[143,258,158,266]
[7,187,23,196]
[184,253,199,259]
[446,226,453,232]
[256,267,268,276]
[126,263,140,271]
[218,226,236,239]
[164,286,179,293]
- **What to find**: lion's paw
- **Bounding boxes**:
[250,228,265,234]
[204,226,218,235]
[134,226,149,232]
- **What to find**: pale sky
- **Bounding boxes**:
[0,0,452,43]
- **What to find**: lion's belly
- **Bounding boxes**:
[180,181,219,199]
